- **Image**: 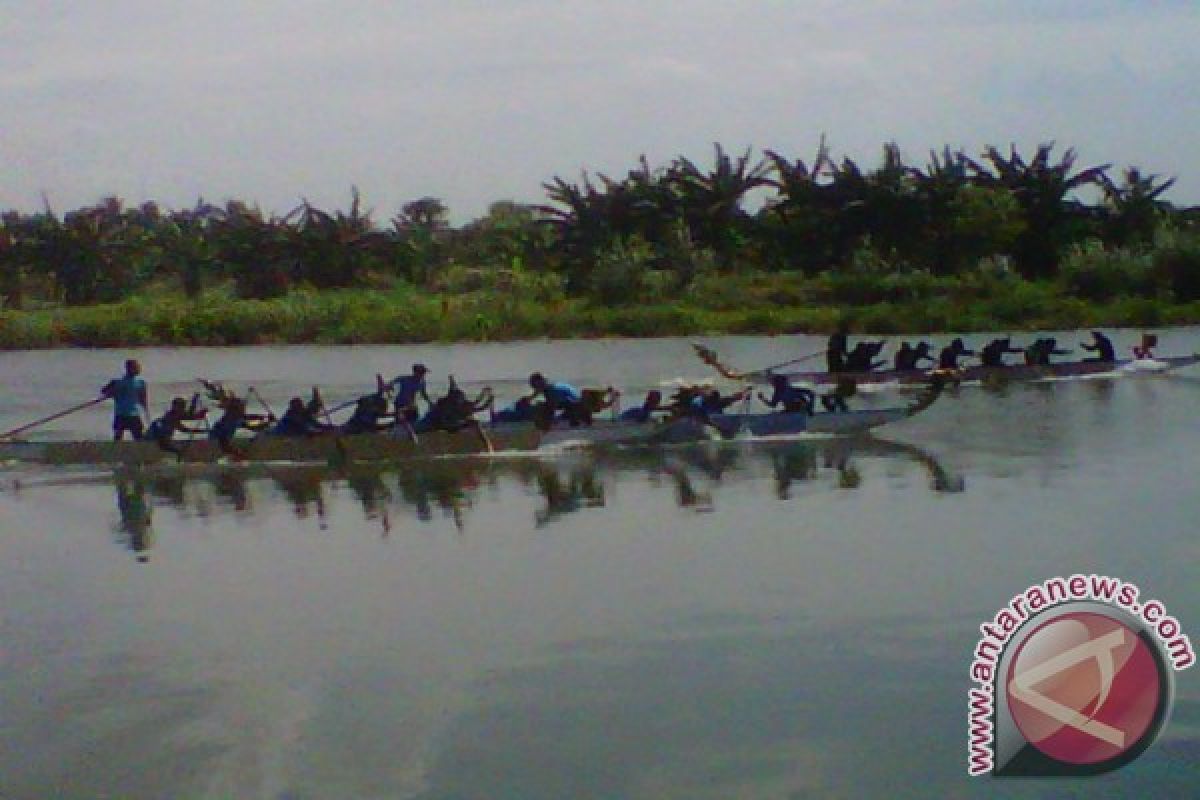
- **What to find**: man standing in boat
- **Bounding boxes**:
[390,363,432,424]
[826,324,850,374]
[101,359,148,441]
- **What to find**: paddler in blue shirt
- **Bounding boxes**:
[529,372,589,427]
[390,363,432,423]
[618,390,664,422]
[101,359,149,441]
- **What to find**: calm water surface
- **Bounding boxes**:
[2,332,1199,798]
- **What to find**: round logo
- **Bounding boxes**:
[1005,611,1168,767]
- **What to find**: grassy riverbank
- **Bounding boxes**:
[3,270,1200,349]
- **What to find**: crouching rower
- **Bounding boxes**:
[415,379,494,451]
[938,338,974,371]
[146,396,207,458]
[272,395,335,437]
[894,341,935,371]
[979,337,1024,367]
[341,394,394,435]
[209,396,273,459]
[618,390,664,423]
[1025,337,1071,366]
[758,375,816,415]
[1080,330,1115,362]
[491,396,535,425]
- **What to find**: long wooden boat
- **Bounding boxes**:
[772,354,1200,387]
[0,388,937,466]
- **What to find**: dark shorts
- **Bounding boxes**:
[113,415,144,439]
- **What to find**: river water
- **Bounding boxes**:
[1,331,1198,798]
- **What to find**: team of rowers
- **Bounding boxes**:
[825,330,1135,374]
[99,360,834,459]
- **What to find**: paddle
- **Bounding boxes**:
[247,387,276,420]
[0,396,107,440]
[692,343,824,380]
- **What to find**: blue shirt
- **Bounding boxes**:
[391,375,426,407]
[107,375,145,417]
[543,382,581,406]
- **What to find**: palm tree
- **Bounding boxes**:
[761,137,835,273]
[965,143,1109,278]
[1098,167,1176,248]
[391,196,451,287]
[666,143,770,270]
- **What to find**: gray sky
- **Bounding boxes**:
[2,1,1197,223]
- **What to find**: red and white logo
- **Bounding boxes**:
[1006,611,1164,768]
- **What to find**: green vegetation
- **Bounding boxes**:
[1,141,1198,348]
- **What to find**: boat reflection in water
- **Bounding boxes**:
[11,436,963,562]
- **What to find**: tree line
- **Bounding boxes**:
[1,140,1195,311]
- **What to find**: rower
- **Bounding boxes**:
[699,386,751,414]
[1080,331,1115,363]
[894,341,935,371]
[618,390,664,423]
[491,396,535,425]
[390,363,432,423]
[827,325,849,374]
[146,397,206,457]
[341,394,394,435]
[938,338,974,370]
[844,341,887,373]
[757,374,816,415]
[979,337,1024,367]
[529,372,589,427]
[272,396,334,437]
[1024,337,1070,366]
[208,396,273,458]
[101,359,148,441]
[415,381,494,451]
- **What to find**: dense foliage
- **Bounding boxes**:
[1,141,1196,321]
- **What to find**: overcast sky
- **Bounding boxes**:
[2,1,1197,222]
